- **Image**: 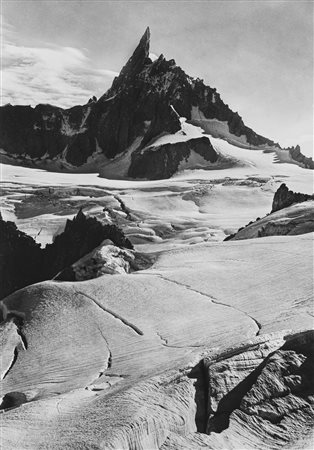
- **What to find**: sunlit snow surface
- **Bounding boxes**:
[1,132,314,450]
[0,135,313,250]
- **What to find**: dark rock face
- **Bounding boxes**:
[0,211,132,300]
[1,27,306,179]
[128,136,218,179]
[271,183,312,213]
[0,217,42,300]
[43,209,133,279]
[287,145,314,170]
[0,103,97,166]
[224,184,314,241]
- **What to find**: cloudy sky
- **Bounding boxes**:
[1,1,313,155]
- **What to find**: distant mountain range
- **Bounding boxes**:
[1,27,313,179]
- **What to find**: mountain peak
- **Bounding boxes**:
[108,27,151,93]
[1,27,312,177]
[142,26,150,45]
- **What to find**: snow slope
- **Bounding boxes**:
[1,233,313,449]
[0,126,313,448]
[1,128,313,249]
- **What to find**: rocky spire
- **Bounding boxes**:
[109,27,151,92]
[271,183,312,213]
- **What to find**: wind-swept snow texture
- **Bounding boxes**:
[0,233,313,448]
[1,140,313,449]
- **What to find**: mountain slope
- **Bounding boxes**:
[0,28,313,178]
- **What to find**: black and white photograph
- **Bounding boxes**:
[0,0,313,448]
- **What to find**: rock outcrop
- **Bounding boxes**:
[256,208,314,237]
[271,183,313,213]
[1,28,310,179]
[288,145,314,169]
[0,214,42,300]
[43,209,133,279]
[128,136,218,179]
[56,240,135,281]
[0,103,96,166]
[225,184,314,241]
[0,210,132,299]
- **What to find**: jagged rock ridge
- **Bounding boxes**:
[0,210,132,300]
[285,145,314,170]
[1,28,311,178]
[225,183,314,241]
[271,183,313,213]
[128,136,218,180]
[0,212,42,301]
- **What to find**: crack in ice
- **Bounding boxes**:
[1,318,28,380]
[76,290,144,336]
[156,331,205,349]
[154,274,261,336]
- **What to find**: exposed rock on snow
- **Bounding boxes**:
[57,240,135,280]
[0,210,132,299]
[225,184,314,240]
[271,183,313,213]
[227,201,314,240]
[128,136,218,179]
[287,145,314,169]
[43,208,133,279]
[0,215,42,300]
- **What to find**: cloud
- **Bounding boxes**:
[0,16,118,108]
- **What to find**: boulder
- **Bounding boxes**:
[57,240,135,281]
